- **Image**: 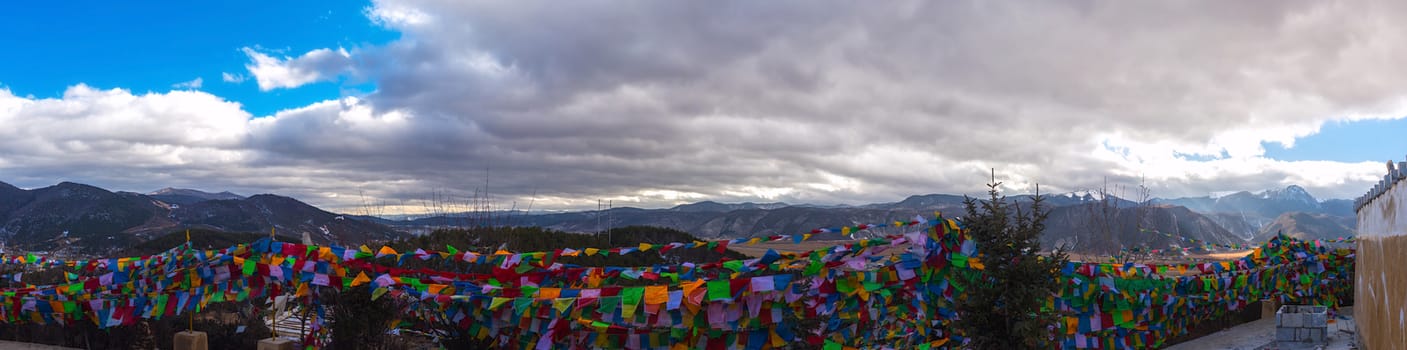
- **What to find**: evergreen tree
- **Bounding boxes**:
[952,178,1069,348]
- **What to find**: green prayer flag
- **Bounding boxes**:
[951,253,968,268]
[622,287,643,307]
[153,295,168,319]
[863,280,882,292]
[723,260,744,273]
[242,258,256,276]
[513,297,532,316]
[707,280,731,301]
[371,287,388,300]
[823,339,842,350]
[446,245,459,255]
[836,279,856,294]
[597,296,619,316]
[406,278,426,292]
[621,287,643,319]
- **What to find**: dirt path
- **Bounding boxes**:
[0,341,82,349]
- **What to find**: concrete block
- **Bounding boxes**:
[1276,327,1296,342]
[1307,312,1326,326]
[1261,299,1280,320]
[173,331,207,350]
[258,337,298,350]
[1281,313,1302,327]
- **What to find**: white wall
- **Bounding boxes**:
[1358,178,1407,237]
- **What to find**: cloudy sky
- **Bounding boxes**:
[1,1,1404,214]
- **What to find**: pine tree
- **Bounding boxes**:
[952,176,1069,348]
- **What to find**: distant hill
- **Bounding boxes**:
[1153,185,1355,242]
[511,206,923,240]
[3,181,1323,256]
[669,201,789,212]
[1042,203,1243,255]
[1253,212,1356,242]
[168,194,404,246]
[0,182,170,250]
[379,187,1346,255]
[148,187,244,205]
[0,181,405,252]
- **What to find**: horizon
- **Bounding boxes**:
[56,181,1349,217]
[3,1,1405,213]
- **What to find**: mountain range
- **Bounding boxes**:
[378,185,1356,255]
[0,180,1358,255]
[0,181,404,252]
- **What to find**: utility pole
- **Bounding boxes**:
[608,200,613,245]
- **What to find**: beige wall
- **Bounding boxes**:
[1355,235,1407,350]
[1356,166,1407,350]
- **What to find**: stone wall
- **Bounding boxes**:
[1353,158,1407,350]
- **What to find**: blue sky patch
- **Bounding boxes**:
[1263,118,1407,163]
[0,0,396,116]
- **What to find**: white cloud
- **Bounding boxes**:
[8,1,1407,213]
[221,72,247,83]
[0,85,252,187]
[241,47,353,91]
[171,77,202,89]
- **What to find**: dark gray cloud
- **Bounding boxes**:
[2,0,1403,213]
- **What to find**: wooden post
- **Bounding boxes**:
[270,227,278,339]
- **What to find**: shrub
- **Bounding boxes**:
[952,180,1069,348]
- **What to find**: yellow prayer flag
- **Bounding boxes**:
[489,297,511,311]
[538,287,562,300]
[427,284,447,295]
[350,272,371,287]
[970,258,985,270]
[377,246,398,257]
[644,285,668,305]
[553,298,574,314]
